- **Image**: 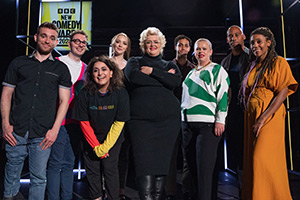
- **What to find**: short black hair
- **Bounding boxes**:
[174,34,192,47]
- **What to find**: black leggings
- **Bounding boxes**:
[136,175,166,200]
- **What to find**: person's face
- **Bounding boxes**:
[34,27,58,55]
[194,40,212,65]
[69,33,87,57]
[250,34,271,62]
[92,61,113,92]
[145,34,161,57]
[175,38,191,57]
[227,27,245,49]
[113,35,128,56]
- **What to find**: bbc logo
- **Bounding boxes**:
[58,8,76,14]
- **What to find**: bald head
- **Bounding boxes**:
[226,25,245,54]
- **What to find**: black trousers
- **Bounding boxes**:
[82,138,122,200]
[118,127,131,190]
[182,121,221,200]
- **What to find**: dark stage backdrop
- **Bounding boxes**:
[0,0,300,174]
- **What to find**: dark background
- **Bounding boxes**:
[1,0,300,173]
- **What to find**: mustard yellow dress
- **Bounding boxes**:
[242,56,298,200]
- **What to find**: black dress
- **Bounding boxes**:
[124,54,181,177]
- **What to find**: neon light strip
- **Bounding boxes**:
[239,0,244,30]
[224,137,228,169]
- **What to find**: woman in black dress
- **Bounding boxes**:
[124,27,181,200]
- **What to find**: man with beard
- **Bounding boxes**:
[221,25,249,193]
[165,34,194,200]
[47,30,88,200]
[1,22,71,200]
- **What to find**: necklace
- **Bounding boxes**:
[196,61,211,71]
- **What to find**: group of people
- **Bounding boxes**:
[0,21,298,200]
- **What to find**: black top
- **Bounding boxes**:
[172,58,195,101]
[124,54,182,176]
[3,53,72,138]
[228,54,241,105]
[221,47,249,81]
[72,87,130,142]
[125,54,182,121]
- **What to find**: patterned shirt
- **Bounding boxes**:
[181,62,230,124]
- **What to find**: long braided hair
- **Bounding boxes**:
[239,27,278,108]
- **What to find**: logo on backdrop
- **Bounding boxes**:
[40,1,92,50]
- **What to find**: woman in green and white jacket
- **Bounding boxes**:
[181,38,230,200]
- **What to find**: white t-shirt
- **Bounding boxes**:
[59,55,83,84]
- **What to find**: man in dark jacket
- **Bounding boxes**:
[221,25,249,194]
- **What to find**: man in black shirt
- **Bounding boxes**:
[1,22,71,200]
[221,25,249,193]
[165,35,195,200]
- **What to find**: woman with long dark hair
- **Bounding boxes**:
[240,27,298,200]
[73,55,130,200]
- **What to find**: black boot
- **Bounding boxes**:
[154,176,166,200]
[136,175,155,200]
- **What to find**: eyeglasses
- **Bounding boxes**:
[71,39,88,46]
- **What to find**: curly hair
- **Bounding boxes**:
[84,55,124,94]
[111,32,131,60]
[249,27,278,86]
[139,27,166,54]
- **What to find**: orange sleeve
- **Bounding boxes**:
[80,121,100,148]
[274,57,298,96]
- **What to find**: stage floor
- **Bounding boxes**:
[6,170,300,200]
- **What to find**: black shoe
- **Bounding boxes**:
[165,195,176,200]
[120,194,130,200]
[183,193,192,200]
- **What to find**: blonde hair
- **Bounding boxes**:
[111,32,131,59]
[139,27,166,54]
[194,38,212,50]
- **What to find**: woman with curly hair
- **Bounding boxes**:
[124,27,181,199]
[240,27,298,200]
[72,55,130,200]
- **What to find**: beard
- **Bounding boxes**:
[178,52,188,58]
[36,43,54,55]
[232,44,243,50]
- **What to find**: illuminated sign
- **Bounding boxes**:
[40,1,92,51]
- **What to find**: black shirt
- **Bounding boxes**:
[228,54,241,106]
[3,53,72,138]
[72,87,130,142]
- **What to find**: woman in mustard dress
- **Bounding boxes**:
[240,27,298,200]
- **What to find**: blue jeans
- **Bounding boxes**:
[4,132,51,200]
[47,126,75,200]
